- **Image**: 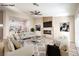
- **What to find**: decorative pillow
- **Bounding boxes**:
[7,38,15,51]
[60,45,68,56]
[60,45,67,51]
[11,38,22,50]
[13,33,21,40]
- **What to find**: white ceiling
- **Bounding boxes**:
[2,3,79,17]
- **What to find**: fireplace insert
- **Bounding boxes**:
[43,30,51,34]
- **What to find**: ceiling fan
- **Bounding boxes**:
[30,10,42,15]
[30,3,42,15]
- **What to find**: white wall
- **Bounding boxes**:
[53,16,75,46]
[75,6,79,48]
[3,10,34,39]
[75,16,79,47]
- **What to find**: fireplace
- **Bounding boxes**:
[43,30,51,34]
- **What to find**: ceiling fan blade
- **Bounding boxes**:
[37,11,40,13]
[30,11,34,13]
[38,14,42,15]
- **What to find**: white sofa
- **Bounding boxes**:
[4,36,34,56]
[4,46,33,56]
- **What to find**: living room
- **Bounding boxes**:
[0,3,79,56]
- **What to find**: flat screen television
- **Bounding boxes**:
[43,21,52,27]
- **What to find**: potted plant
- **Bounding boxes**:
[30,28,35,32]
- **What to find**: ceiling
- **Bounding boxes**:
[1,3,79,17]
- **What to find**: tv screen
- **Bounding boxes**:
[43,21,52,27]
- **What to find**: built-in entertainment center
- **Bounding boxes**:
[43,17,53,35]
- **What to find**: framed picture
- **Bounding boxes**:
[60,22,69,32]
[35,25,41,31]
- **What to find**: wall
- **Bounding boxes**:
[3,10,34,39]
[75,16,79,47]
[53,16,75,46]
[75,5,79,48]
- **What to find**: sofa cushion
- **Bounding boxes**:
[7,38,15,51]
[4,38,15,54]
